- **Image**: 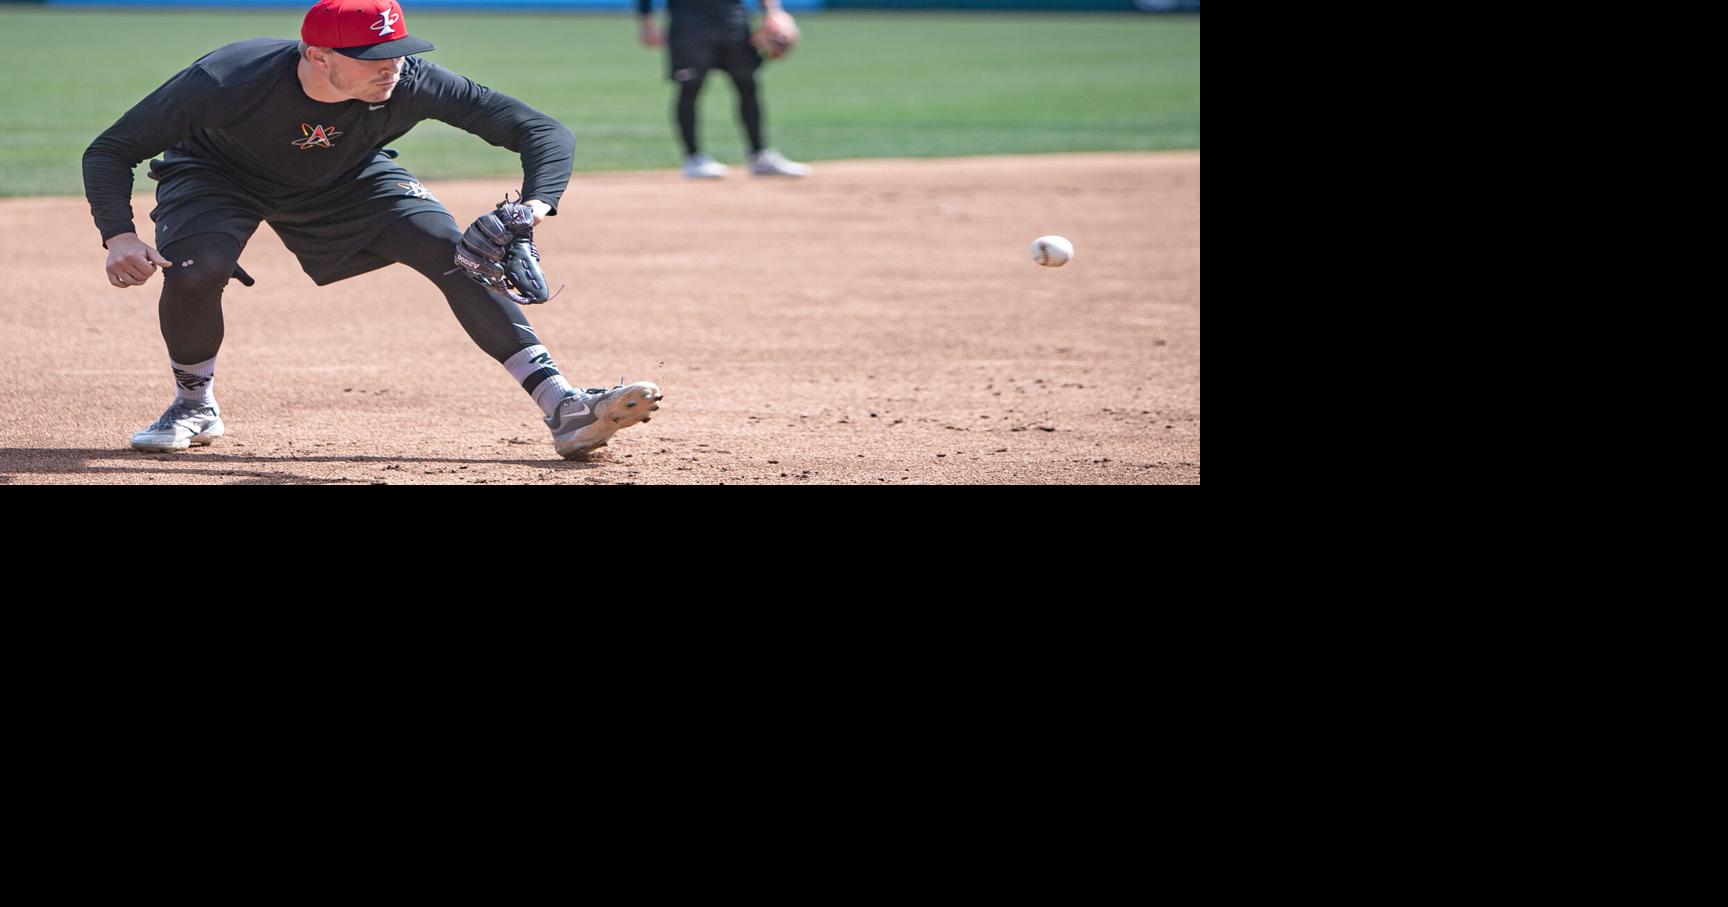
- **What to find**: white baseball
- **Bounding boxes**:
[1031,235,1073,268]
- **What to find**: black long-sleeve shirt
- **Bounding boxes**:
[83,38,575,244]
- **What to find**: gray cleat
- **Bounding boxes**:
[547,382,663,458]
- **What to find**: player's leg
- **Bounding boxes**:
[130,232,246,452]
[131,177,263,451]
[269,172,537,360]
[676,76,708,159]
[724,67,768,157]
[717,39,810,177]
[369,211,541,360]
[156,232,242,366]
[668,28,727,178]
[716,35,767,155]
[366,211,661,459]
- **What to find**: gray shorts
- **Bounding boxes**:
[149,152,450,286]
[668,23,762,82]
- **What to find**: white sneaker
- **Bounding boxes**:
[683,153,729,179]
[131,400,224,452]
[749,149,811,177]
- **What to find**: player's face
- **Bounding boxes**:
[321,52,407,103]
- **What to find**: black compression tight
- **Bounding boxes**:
[730,70,765,153]
[154,212,539,367]
[676,69,764,155]
[157,233,240,364]
[676,79,702,155]
[368,211,540,362]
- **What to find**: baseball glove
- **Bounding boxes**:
[751,10,800,61]
[454,196,550,305]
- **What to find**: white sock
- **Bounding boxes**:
[171,356,217,407]
[503,345,576,419]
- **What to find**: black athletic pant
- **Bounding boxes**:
[676,69,764,155]
[157,212,539,366]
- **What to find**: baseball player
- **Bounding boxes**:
[83,0,661,459]
[637,0,812,179]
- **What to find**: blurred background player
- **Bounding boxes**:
[637,0,811,179]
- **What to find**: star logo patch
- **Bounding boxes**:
[292,123,342,150]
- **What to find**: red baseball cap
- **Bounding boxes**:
[302,0,435,59]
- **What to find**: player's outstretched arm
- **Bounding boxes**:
[410,62,575,215]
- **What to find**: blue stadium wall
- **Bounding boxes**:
[30,1,1199,11]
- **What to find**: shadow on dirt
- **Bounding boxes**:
[0,448,607,485]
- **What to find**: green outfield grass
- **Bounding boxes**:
[0,9,1198,198]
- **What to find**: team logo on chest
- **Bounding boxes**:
[372,5,400,37]
[293,123,343,150]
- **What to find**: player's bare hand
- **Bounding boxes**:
[639,18,664,48]
[105,233,172,289]
[525,199,552,226]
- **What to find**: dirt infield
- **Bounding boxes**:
[0,152,1198,485]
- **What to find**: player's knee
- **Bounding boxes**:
[398,210,462,245]
[160,234,242,298]
[388,212,464,272]
[161,258,236,299]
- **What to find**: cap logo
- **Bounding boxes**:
[303,0,431,55]
[372,6,400,38]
